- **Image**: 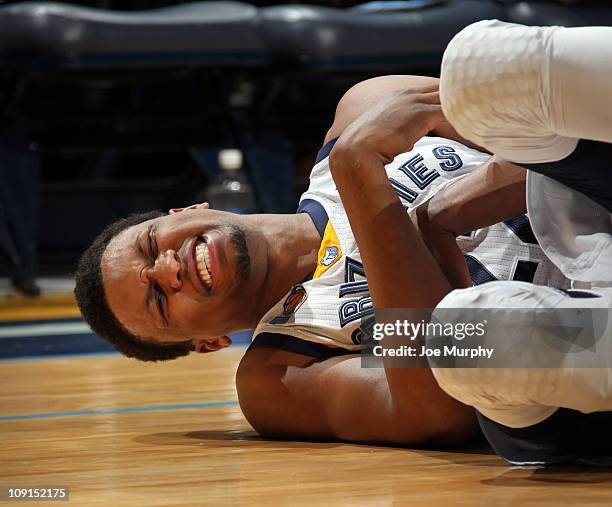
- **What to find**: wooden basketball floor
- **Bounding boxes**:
[2,344,612,506]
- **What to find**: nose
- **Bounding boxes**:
[146,249,183,291]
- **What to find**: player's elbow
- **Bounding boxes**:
[235,355,277,437]
[236,353,333,440]
[328,137,378,184]
[332,408,478,448]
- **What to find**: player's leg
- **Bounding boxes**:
[439,20,612,284]
[432,281,612,424]
[430,281,612,464]
[546,26,612,145]
[476,405,612,466]
[440,20,612,165]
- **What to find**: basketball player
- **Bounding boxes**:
[75,75,574,449]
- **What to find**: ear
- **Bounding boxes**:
[193,336,232,354]
[169,202,210,215]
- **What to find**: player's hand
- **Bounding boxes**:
[331,85,445,168]
[409,202,472,290]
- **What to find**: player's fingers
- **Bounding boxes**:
[420,90,441,105]
[402,102,444,140]
[404,83,439,95]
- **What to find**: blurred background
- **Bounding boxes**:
[0,0,610,357]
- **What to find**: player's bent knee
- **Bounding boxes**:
[430,283,564,426]
[429,285,504,409]
[440,20,576,163]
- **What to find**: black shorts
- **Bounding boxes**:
[524,139,612,214]
[477,408,612,467]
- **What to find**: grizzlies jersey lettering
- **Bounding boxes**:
[252,137,571,352]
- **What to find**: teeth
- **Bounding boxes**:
[195,242,213,289]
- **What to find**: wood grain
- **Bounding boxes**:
[1,347,611,506]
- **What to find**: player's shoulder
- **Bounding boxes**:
[238,332,358,388]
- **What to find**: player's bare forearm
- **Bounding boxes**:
[409,158,526,288]
[327,106,479,438]
[325,76,480,291]
[417,157,527,236]
[329,127,452,309]
[238,347,478,448]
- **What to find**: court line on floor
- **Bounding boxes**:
[0,351,119,363]
[0,321,91,338]
[0,344,250,363]
[0,401,240,421]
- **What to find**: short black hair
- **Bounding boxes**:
[74,211,194,362]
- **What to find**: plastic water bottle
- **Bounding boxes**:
[206,149,256,214]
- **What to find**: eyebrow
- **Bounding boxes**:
[135,228,148,263]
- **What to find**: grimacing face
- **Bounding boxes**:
[101,207,269,349]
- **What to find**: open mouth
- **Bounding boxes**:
[194,238,213,290]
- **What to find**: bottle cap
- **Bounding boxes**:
[218,149,243,171]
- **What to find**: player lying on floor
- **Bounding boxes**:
[74,75,570,448]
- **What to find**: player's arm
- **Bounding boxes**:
[329,88,450,308]
[325,75,483,150]
[414,157,527,236]
[327,87,481,428]
[326,75,526,287]
[236,346,478,447]
[411,157,527,287]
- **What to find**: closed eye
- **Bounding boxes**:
[146,226,167,324]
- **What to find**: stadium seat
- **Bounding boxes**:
[0,1,270,70]
[1,0,609,286]
[260,0,506,71]
[507,1,612,27]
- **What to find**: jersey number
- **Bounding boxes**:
[338,258,373,330]
[465,215,540,284]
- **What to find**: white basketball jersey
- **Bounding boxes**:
[252,137,571,351]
